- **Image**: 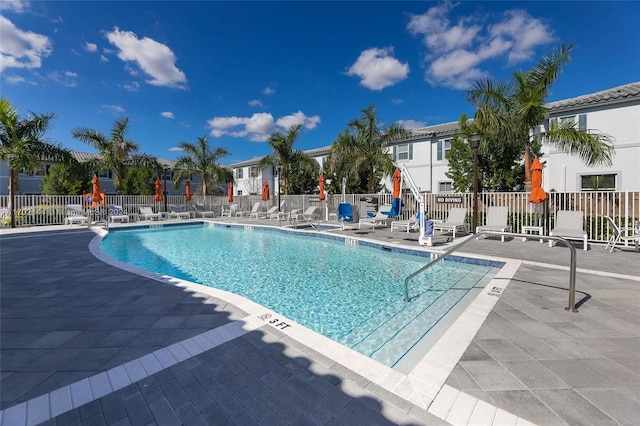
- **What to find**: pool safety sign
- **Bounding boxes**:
[436,196,463,204]
[487,286,504,297]
[259,313,292,330]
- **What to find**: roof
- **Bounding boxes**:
[70,151,176,168]
[546,81,640,111]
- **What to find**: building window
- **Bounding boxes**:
[392,143,413,161]
[98,170,113,179]
[237,190,243,196]
[236,168,243,179]
[439,181,453,192]
[437,139,451,161]
[559,115,575,126]
[551,114,586,131]
[249,166,258,178]
[580,174,616,191]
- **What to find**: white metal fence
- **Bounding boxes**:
[1,191,638,244]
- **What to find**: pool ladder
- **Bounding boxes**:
[403,231,579,313]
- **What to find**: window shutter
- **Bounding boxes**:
[578,114,587,131]
[392,146,397,161]
[409,143,413,160]
[437,141,442,161]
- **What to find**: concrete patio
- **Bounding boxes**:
[1,218,638,425]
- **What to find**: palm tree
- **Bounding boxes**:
[329,104,409,193]
[0,98,73,228]
[172,135,232,195]
[256,124,318,196]
[467,43,613,190]
[72,117,158,192]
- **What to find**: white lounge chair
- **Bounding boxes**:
[359,204,392,229]
[194,203,216,218]
[236,202,262,217]
[390,213,419,233]
[139,206,162,221]
[64,204,89,225]
[256,205,279,219]
[433,208,469,238]
[221,204,238,217]
[603,215,639,252]
[549,210,587,251]
[108,205,129,223]
[168,204,191,219]
[476,206,511,242]
[294,206,319,221]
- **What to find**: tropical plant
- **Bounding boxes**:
[71,117,159,192]
[40,162,91,195]
[122,164,155,195]
[172,135,232,195]
[467,42,613,190]
[0,98,73,227]
[329,104,409,193]
[446,114,536,192]
[256,124,319,195]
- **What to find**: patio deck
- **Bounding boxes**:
[1,218,638,425]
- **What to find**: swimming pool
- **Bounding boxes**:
[100,223,503,367]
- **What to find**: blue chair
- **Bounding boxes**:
[337,203,353,222]
[382,198,402,217]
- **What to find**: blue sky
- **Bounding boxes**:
[2,1,639,165]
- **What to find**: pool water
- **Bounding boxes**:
[100,223,502,367]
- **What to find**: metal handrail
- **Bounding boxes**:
[403,231,579,313]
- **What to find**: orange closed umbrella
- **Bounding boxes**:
[227,182,233,202]
[262,181,270,201]
[392,168,401,198]
[529,158,546,203]
[185,180,192,201]
[154,178,163,201]
[91,175,103,205]
[319,174,325,201]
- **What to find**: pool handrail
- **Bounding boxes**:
[403,230,579,313]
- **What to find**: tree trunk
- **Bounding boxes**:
[524,141,532,192]
[9,168,19,228]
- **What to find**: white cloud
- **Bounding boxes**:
[3,74,25,84]
[161,111,174,119]
[346,47,409,90]
[0,1,28,13]
[120,81,140,92]
[248,99,264,107]
[392,98,404,104]
[207,111,320,142]
[169,146,183,152]
[275,111,321,130]
[263,87,275,95]
[84,42,97,52]
[100,55,108,63]
[48,70,78,87]
[407,2,555,89]
[105,27,187,89]
[0,15,52,71]
[101,104,125,114]
[397,119,426,130]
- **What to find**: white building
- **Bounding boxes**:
[232,81,639,195]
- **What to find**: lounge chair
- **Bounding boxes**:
[337,203,357,230]
[139,206,162,221]
[256,205,279,219]
[270,208,301,221]
[236,202,262,217]
[221,204,238,217]
[359,204,392,229]
[603,215,639,252]
[168,204,191,219]
[107,205,129,223]
[549,210,587,251]
[64,204,89,225]
[476,206,511,242]
[194,203,216,218]
[295,206,319,221]
[433,208,469,238]
[382,198,402,218]
[391,213,419,233]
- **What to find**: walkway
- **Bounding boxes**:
[0,219,638,425]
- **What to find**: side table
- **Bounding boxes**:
[522,225,544,243]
